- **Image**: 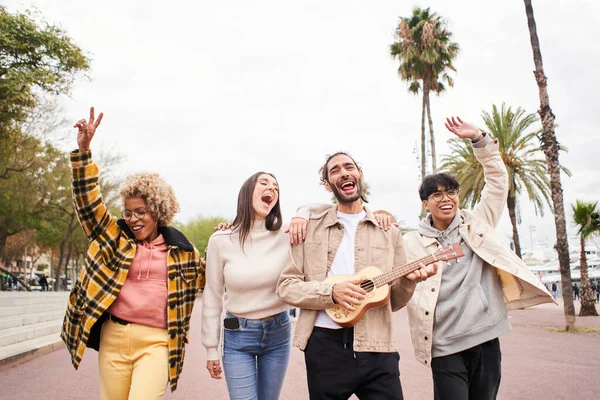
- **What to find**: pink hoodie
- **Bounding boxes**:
[108,234,169,329]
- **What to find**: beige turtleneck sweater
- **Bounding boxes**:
[201,220,291,360]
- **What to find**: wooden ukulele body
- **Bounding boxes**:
[324,266,390,328]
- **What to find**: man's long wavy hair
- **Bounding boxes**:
[231,171,282,249]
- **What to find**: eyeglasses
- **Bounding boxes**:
[428,189,459,202]
[121,208,149,221]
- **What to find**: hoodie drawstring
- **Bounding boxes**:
[137,241,155,280]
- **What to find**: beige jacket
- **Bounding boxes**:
[277,205,416,352]
[404,139,556,366]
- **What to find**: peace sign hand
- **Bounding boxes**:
[74,106,104,153]
[444,116,480,140]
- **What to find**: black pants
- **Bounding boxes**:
[431,338,502,400]
[304,327,403,400]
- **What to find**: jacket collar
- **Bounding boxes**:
[117,219,194,252]
[323,205,378,228]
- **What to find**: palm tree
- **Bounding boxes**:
[390,7,459,186]
[523,0,575,330]
[441,104,569,258]
[571,200,600,316]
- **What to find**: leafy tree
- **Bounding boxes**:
[2,229,36,265]
[390,7,459,215]
[1,4,90,254]
[571,200,599,316]
[441,104,570,258]
[0,6,89,135]
[0,99,122,289]
[0,136,52,255]
[175,216,229,256]
[35,149,121,290]
[523,0,575,329]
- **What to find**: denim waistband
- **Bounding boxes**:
[226,310,289,328]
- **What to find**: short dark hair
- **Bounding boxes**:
[418,172,460,201]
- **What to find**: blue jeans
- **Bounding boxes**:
[223,310,292,400]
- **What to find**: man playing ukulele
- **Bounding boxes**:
[277,151,436,400]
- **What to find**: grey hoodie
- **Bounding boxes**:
[418,211,511,357]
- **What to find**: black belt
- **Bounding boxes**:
[108,314,130,325]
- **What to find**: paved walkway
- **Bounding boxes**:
[0,299,598,399]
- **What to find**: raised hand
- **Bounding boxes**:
[74,106,104,153]
[444,116,480,141]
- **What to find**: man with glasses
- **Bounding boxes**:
[403,117,554,400]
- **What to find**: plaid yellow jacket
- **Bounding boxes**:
[61,151,206,392]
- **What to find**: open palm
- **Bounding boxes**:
[444,116,479,140]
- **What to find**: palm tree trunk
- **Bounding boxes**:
[523,0,575,330]
[425,86,437,173]
[578,237,599,316]
[506,194,522,258]
[420,80,428,219]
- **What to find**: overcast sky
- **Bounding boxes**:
[5,0,600,252]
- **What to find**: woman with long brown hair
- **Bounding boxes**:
[201,171,305,400]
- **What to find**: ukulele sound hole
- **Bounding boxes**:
[360,279,375,293]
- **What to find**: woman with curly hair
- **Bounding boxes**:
[61,107,205,400]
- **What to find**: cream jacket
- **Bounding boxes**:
[277,205,416,352]
[404,139,556,366]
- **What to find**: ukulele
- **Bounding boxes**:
[324,242,463,327]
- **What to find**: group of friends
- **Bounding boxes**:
[61,107,555,400]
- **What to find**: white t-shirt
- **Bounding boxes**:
[314,210,366,329]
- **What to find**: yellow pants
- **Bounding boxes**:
[98,319,169,400]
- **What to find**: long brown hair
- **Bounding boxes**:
[231,171,282,249]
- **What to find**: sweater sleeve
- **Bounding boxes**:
[200,234,225,360]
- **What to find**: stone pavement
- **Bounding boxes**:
[0,297,598,399]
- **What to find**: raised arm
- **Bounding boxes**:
[71,107,117,241]
[445,116,508,227]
